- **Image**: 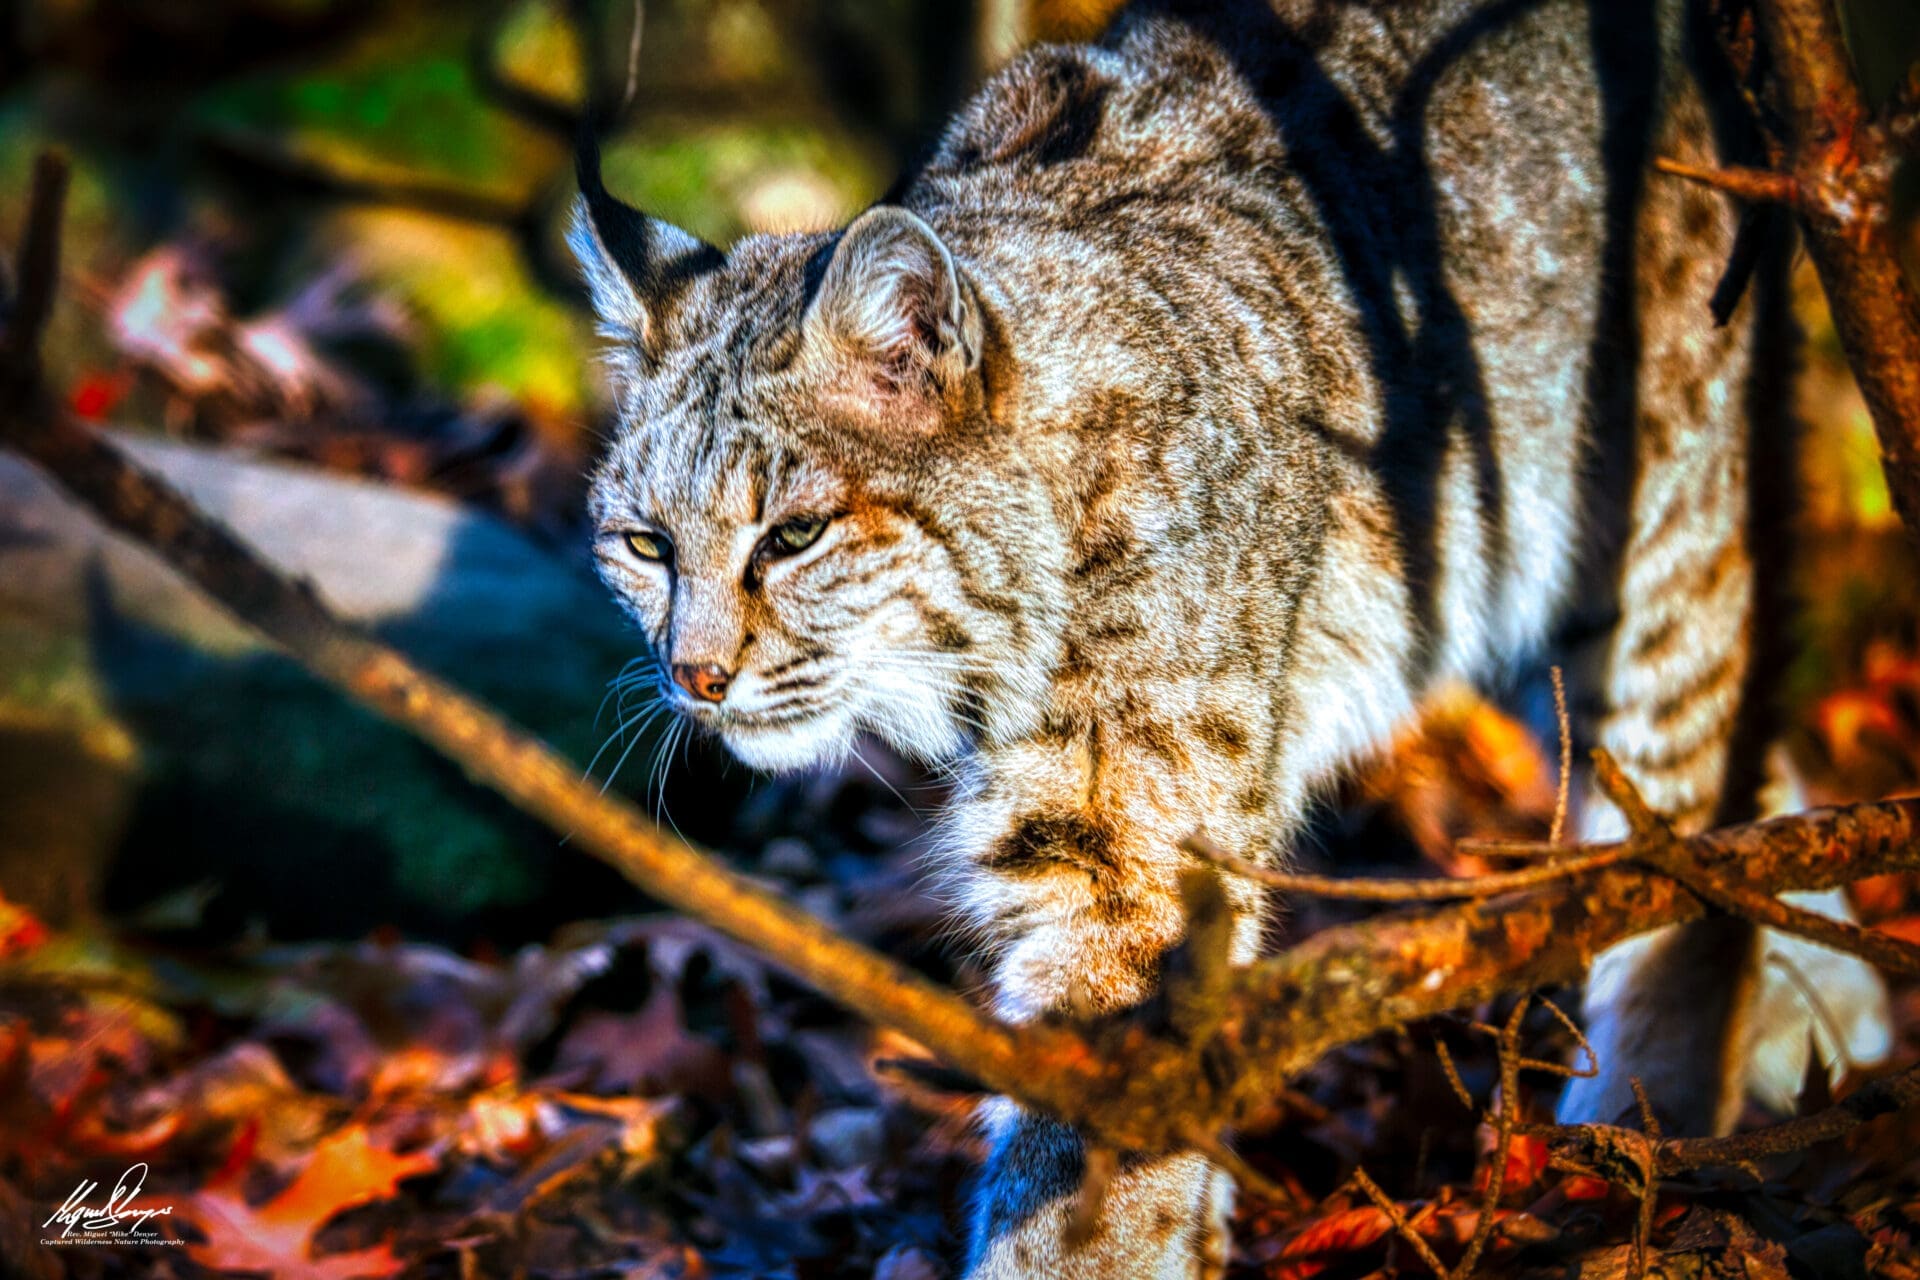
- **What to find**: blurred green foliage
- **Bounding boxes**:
[0,0,962,418]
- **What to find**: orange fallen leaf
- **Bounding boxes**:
[0,891,49,958]
[1874,915,1920,946]
[187,1125,437,1279]
[1850,873,1920,922]
[1275,1204,1393,1265]
[187,1211,404,1280]
[1474,1131,1550,1195]
[1560,1174,1613,1201]
[1266,1196,1547,1279]
[62,1108,182,1161]
[458,1087,551,1161]
[1814,689,1908,768]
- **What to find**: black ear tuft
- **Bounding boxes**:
[574,127,724,297]
[569,124,725,345]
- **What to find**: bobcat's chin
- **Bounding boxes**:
[716,705,859,775]
[714,683,974,776]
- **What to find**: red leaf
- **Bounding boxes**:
[1475,1132,1549,1194]
[69,371,130,420]
[0,892,49,959]
[1560,1175,1614,1201]
[1277,1205,1394,1262]
[187,1126,436,1278]
[1874,915,1920,945]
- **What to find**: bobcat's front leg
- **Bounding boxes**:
[951,733,1267,1279]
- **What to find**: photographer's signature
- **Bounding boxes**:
[42,1163,175,1242]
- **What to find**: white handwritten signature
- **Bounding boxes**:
[42,1163,173,1239]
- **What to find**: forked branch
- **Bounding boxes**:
[1664,0,1920,540]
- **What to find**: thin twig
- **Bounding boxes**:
[1185,833,1628,901]
[1456,838,1608,861]
[1455,999,1528,1280]
[1063,1144,1117,1249]
[1653,155,1800,204]
[1351,1166,1455,1280]
[1589,750,1664,838]
[1549,665,1571,847]
[1434,1037,1475,1110]
[1593,749,1920,976]
[1526,995,1598,1081]
[621,0,646,116]
[1656,860,1920,976]
[1655,1058,1920,1172]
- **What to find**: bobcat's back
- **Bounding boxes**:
[897,0,1683,842]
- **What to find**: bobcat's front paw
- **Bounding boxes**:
[1193,1166,1235,1280]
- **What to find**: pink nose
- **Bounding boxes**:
[672,663,732,703]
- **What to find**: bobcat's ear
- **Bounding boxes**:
[568,136,723,354]
[807,207,983,394]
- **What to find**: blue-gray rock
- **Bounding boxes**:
[0,433,722,941]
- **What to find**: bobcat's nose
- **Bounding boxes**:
[672,662,733,704]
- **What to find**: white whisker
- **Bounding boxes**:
[652,719,686,824]
[596,654,660,728]
[585,693,668,782]
[594,702,671,794]
[851,741,924,817]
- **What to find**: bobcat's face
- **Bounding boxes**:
[577,185,1055,774]
[590,408,1002,773]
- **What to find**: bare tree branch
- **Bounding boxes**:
[1679,0,1920,540]
[1208,797,1920,1138]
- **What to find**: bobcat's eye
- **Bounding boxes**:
[625,530,673,563]
[766,516,828,556]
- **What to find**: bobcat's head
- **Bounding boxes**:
[572,147,1061,774]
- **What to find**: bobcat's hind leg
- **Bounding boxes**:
[1556,753,1892,1130]
[1556,82,1889,1133]
[1555,80,1764,1134]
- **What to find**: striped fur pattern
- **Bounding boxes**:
[573,1,1887,1274]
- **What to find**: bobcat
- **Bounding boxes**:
[570,0,1890,1274]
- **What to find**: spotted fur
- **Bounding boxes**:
[572,1,1886,1274]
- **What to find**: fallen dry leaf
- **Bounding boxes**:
[186,1125,438,1278]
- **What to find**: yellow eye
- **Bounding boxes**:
[626,530,672,562]
[770,517,827,555]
